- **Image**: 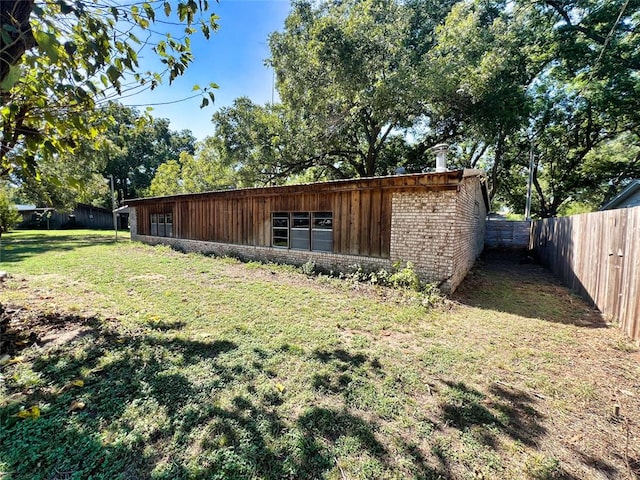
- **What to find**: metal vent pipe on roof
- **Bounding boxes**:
[433,143,449,173]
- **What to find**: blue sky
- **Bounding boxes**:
[120,0,292,140]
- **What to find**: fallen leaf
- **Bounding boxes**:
[5,356,24,366]
[0,354,10,366]
[275,383,285,393]
[14,405,40,419]
[69,400,86,412]
[58,379,85,394]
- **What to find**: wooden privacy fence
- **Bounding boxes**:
[485,220,531,249]
[531,207,640,343]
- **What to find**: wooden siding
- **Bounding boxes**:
[133,188,399,257]
[130,172,464,259]
[531,207,640,343]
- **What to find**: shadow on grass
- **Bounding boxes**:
[435,380,583,480]
[0,318,411,479]
[453,249,608,328]
[0,233,115,264]
[1,309,604,479]
[440,381,545,448]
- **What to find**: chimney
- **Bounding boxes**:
[433,143,449,173]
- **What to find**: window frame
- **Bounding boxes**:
[271,211,333,253]
[272,212,290,248]
[150,211,173,238]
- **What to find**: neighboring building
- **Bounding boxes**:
[127,169,490,293]
[16,203,121,230]
[600,180,640,211]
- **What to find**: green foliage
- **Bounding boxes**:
[148,141,236,197]
[99,103,196,201]
[212,98,305,186]
[389,261,421,291]
[0,0,217,178]
[300,260,316,276]
[12,137,110,210]
[422,0,640,216]
[269,0,451,178]
[0,186,20,234]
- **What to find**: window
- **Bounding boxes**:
[151,213,158,236]
[150,212,173,237]
[312,212,333,252]
[291,212,310,250]
[165,213,173,237]
[272,212,289,248]
[271,212,333,252]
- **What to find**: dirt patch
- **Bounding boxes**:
[0,304,97,357]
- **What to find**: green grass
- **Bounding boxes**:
[1,230,639,479]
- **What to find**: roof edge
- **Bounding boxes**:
[599,180,640,210]
[127,170,473,205]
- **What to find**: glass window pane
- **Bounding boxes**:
[312,230,333,252]
[292,212,309,228]
[166,213,173,224]
[273,218,288,228]
[291,229,310,250]
[166,224,173,237]
[313,212,332,230]
[150,223,157,236]
[273,237,288,247]
[273,228,289,237]
[158,214,165,225]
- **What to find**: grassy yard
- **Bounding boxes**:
[0,230,638,480]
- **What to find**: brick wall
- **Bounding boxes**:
[450,176,487,291]
[129,208,138,237]
[390,190,458,290]
[131,233,393,275]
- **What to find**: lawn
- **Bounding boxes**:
[0,230,638,480]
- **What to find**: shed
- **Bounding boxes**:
[127,169,489,293]
[16,203,115,229]
[600,180,640,211]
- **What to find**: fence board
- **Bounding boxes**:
[485,220,531,249]
[532,207,640,343]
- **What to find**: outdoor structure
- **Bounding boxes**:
[16,203,125,230]
[600,180,640,211]
[128,169,489,293]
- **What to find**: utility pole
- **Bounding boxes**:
[110,174,118,241]
[525,139,535,221]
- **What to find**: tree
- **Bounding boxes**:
[421,0,640,215]
[212,98,304,186]
[269,0,454,178]
[423,0,552,198]
[148,144,235,197]
[13,150,109,211]
[1,0,218,177]
[98,103,196,202]
[0,186,20,238]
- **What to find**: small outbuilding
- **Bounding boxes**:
[127,169,489,293]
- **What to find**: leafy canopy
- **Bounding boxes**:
[269,0,454,177]
[0,0,218,177]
